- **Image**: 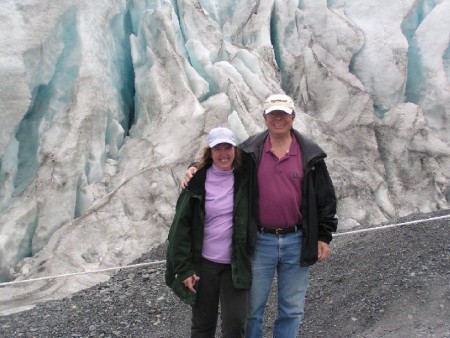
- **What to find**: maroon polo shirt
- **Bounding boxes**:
[257,133,303,228]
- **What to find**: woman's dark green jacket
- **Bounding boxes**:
[165,161,253,305]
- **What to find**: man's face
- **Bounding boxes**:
[264,110,294,135]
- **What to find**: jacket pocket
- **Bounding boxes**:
[232,239,252,289]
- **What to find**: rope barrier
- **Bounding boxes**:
[1,213,449,287]
[332,213,450,237]
[0,260,165,287]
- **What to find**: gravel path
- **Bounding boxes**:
[1,209,449,338]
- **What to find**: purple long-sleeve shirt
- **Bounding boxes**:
[202,164,234,264]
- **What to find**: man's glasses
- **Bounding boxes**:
[266,111,291,118]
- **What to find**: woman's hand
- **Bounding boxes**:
[183,274,200,293]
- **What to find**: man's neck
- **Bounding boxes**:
[269,131,292,148]
[268,131,292,158]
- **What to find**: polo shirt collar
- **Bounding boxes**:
[263,132,299,156]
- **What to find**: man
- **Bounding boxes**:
[241,94,337,338]
[183,94,338,338]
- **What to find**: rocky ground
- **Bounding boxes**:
[0,209,449,338]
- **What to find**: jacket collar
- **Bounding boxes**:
[240,129,326,166]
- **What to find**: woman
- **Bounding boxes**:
[165,127,253,338]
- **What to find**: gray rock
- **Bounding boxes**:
[0,210,449,338]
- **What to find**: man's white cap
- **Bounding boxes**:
[263,94,295,114]
[208,127,237,148]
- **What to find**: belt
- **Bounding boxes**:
[257,225,300,235]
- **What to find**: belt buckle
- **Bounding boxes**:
[275,227,282,235]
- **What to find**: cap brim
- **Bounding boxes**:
[209,139,237,148]
[264,106,293,114]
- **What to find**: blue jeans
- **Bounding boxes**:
[246,231,309,338]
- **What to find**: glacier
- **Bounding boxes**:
[0,0,449,313]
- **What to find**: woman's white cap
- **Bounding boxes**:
[208,127,237,147]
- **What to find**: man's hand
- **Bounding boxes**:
[181,167,198,189]
[317,241,330,263]
[183,274,200,293]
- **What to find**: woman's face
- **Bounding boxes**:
[211,143,235,171]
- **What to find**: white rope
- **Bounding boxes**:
[0,260,165,287]
[1,213,449,287]
[332,213,450,237]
